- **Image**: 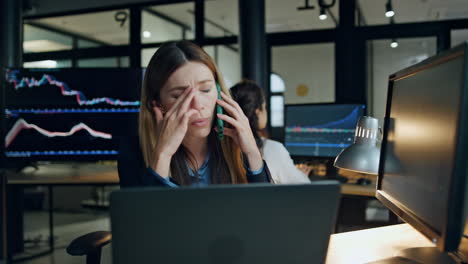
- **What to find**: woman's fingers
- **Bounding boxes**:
[217,113,242,130]
[175,88,197,118]
[165,87,193,116]
[181,109,198,125]
[153,106,164,125]
[220,127,237,139]
[220,92,244,114]
[216,99,240,119]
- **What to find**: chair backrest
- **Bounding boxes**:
[117,136,146,188]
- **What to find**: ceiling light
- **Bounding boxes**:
[385,0,395,17]
[319,8,327,20]
[143,31,151,38]
[390,39,399,48]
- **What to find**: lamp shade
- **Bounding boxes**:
[334,116,381,174]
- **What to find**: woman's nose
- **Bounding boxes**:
[190,93,205,111]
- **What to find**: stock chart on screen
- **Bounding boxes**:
[4,68,141,160]
[284,104,365,158]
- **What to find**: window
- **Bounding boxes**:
[141,48,159,68]
[27,9,130,46]
[270,72,286,93]
[269,73,285,127]
[451,29,468,48]
[142,2,195,44]
[367,37,437,123]
[23,60,72,68]
[270,95,284,127]
[77,57,129,67]
[23,24,73,53]
[77,39,102,48]
[205,0,238,37]
[204,45,240,88]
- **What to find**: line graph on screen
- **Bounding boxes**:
[5,118,112,148]
[5,69,140,107]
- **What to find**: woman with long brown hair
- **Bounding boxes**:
[230,80,310,184]
[135,41,270,186]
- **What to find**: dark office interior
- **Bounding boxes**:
[1,0,468,263]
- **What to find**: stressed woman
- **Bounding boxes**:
[135,41,270,186]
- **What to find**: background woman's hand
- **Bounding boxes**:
[296,163,313,176]
[216,92,263,171]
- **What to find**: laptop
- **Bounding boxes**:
[110,182,340,264]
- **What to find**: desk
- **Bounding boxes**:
[336,183,397,232]
[7,163,119,185]
[326,224,434,264]
[6,163,119,261]
[341,183,376,197]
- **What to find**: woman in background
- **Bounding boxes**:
[231,80,311,184]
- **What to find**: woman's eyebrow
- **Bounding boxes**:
[168,85,189,92]
[198,79,213,85]
[169,80,213,91]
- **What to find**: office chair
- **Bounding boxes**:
[66,136,145,264]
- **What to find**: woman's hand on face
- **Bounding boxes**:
[216,92,263,171]
[153,87,198,160]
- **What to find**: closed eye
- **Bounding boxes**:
[200,83,213,93]
[171,92,183,99]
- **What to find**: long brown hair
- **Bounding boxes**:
[139,41,247,185]
[230,79,266,149]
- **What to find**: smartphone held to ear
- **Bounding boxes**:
[216,82,224,140]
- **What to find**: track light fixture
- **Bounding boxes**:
[319,8,327,20]
[390,39,399,48]
[297,0,336,23]
[385,0,395,18]
[297,0,315,11]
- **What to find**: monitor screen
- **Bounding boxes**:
[377,44,468,252]
[4,68,141,160]
[284,104,366,158]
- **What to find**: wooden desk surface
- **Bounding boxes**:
[340,183,376,197]
[6,163,119,185]
[326,224,434,264]
[6,164,377,194]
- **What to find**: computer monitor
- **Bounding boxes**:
[376,43,468,263]
[284,104,366,158]
[3,68,141,161]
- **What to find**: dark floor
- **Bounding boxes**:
[14,210,111,264]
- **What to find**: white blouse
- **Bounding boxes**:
[261,138,311,184]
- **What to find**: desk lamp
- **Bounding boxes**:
[334,116,381,176]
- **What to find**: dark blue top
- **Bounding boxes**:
[147,153,267,187]
[117,136,271,188]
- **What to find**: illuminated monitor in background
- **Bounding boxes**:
[4,68,141,161]
[376,43,468,263]
[284,104,366,158]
